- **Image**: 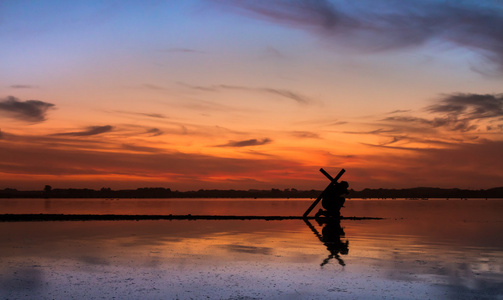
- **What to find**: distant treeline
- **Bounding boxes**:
[1,186,503,199]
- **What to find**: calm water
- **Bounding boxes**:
[1,198,502,299]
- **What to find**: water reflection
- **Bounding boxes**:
[304,218,349,267]
[1,199,502,299]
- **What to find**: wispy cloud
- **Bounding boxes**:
[354,140,503,188]
[0,136,316,190]
[53,125,114,137]
[294,118,347,127]
[145,128,163,136]
[9,85,37,89]
[344,128,397,135]
[217,138,272,147]
[122,143,163,153]
[348,92,503,149]
[143,84,167,91]
[428,93,503,120]
[382,115,478,133]
[260,46,285,59]
[114,110,167,119]
[383,93,503,133]
[290,131,321,139]
[181,83,311,104]
[162,47,204,54]
[221,85,311,104]
[0,96,55,122]
[212,0,503,75]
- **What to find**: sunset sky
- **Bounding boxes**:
[1,0,503,191]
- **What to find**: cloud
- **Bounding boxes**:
[212,0,503,75]
[122,144,163,153]
[53,125,114,137]
[145,128,163,136]
[382,93,503,133]
[181,83,311,104]
[382,115,478,133]
[384,93,503,132]
[143,84,167,90]
[260,46,285,59]
[9,85,37,89]
[290,131,321,139]
[114,110,167,119]
[428,93,503,120]
[0,137,318,190]
[220,84,311,104]
[162,47,204,53]
[344,128,396,135]
[2,127,502,190]
[349,92,503,150]
[261,87,310,104]
[0,96,55,122]
[217,138,272,147]
[142,113,167,119]
[387,109,411,114]
[354,139,503,189]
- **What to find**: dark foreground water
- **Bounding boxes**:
[1,198,502,299]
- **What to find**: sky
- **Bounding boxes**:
[1,0,503,191]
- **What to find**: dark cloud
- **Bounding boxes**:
[145,128,163,136]
[212,0,503,75]
[342,92,503,152]
[382,115,478,132]
[53,125,113,137]
[0,96,55,122]
[380,93,503,134]
[428,93,503,119]
[217,138,272,147]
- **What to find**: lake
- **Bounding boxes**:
[1,198,502,299]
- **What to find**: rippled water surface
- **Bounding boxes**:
[1,198,502,299]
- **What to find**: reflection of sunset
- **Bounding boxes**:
[2,207,502,298]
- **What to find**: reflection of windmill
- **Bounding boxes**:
[304,218,349,267]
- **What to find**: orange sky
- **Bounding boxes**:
[1,1,503,190]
